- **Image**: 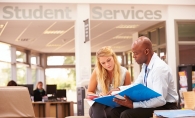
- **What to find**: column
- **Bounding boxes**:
[75,4,91,85]
[132,32,140,81]
[166,7,178,90]
[11,46,17,81]
[26,50,32,84]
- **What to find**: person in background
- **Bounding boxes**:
[33,81,46,102]
[87,46,131,118]
[110,36,178,118]
[7,80,17,86]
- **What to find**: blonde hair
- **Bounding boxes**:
[96,46,121,94]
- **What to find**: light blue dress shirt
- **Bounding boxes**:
[119,53,178,108]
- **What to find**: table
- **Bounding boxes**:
[32,101,74,118]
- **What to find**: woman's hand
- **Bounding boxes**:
[86,94,99,100]
[107,88,120,95]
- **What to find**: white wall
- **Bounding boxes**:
[0,0,195,5]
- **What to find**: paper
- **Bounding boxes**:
[154,109,195,117]
[178,71,188,87]
[93,84,161,108]
[87,99,95,106]
[183,91,195,109]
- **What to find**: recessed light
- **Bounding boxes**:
[116,25,139,29]
[0,24,4,28]
[43,30,65,34]
[113,36,132,39]
[18,38,35,42]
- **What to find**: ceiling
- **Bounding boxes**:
[0,20,162,53]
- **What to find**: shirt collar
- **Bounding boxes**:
[142,53,157,70]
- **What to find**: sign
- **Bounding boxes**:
[0,4,76,20]
[84,19,89,43]
[90,5,167,20]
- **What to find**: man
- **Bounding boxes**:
[110,36,178,118]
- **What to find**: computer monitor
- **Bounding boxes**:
[18,84,34,96]
[57,89,66,98]
[46,84,57,95]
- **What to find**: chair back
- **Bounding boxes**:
[0,86,35,117]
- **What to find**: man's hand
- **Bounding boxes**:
[113,95,133,108]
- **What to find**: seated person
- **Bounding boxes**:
[110,36,178,118]
[33,81,46,101]
[87,46,131,118]
[7,80,17,86]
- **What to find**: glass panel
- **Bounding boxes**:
[91,56,96,65]
[0,62,11,86]
[31,56,37,65]
[17,64,27,84]
[127,52,132,65]
[32,68,37,89]
[16,51,26,62]
[150,30,157,46]
[159,27,166,44]
[0,42,11,62]
[178,23,195,41]
[139,33,148,38]
[179,45,195,65]
[46,68,76,102]
[47,56,75,65]
[117,56,122,64]
[159,48,167,62]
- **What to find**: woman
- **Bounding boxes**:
[87,46,131,118]
[33,81,46,101]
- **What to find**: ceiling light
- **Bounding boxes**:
[116,25,139,29]
[0,24,4,28]
[113,36,132,39]
[43,30,65,34]
[18,38,35,42]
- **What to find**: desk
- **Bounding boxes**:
[32,101,74,118]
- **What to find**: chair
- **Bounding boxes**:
[183,91,195,109]
[0,86,35,117]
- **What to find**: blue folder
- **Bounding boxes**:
[93,84,161,108]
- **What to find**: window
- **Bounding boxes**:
[179,45,195,65]
[32,68,37,89]
[91,56,96,65]
[17,64,27,84]
[0,62,11,86]
[150,30,158,46]
[178,23,195,41]
[16,51,26,63]
[117,56,122,64]
[159,27,166,44]
[46,68,76,102]
[31,56,37,65]
[47,56,75,65]
[178,22,195,65]
[0,42,11,62]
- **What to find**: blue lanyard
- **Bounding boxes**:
[144,66,148,87]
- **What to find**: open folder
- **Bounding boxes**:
[93,84,161,108]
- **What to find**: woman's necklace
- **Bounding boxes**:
[109,72,113,88]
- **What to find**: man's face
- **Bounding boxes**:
[131,45,147,65]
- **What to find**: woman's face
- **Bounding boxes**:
[38,83,43,89]
[99,56,115,71]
